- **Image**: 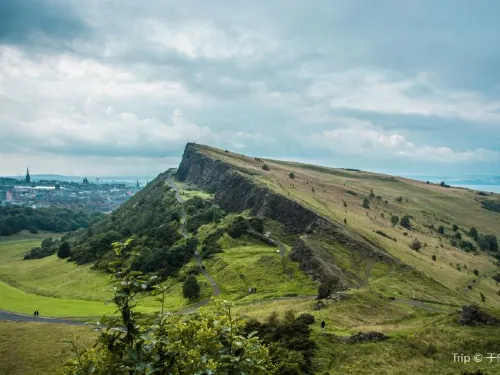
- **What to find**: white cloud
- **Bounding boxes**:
[302,119,500,163]
[143,20,275,60]
[305,71,500,123]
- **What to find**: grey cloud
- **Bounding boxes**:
[0,0,90,45]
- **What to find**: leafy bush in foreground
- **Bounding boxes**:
[64,240,272,375]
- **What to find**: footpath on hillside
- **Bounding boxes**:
[0,309,86,325]
[166,175,221,303]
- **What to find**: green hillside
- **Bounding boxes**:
[1,143,499,374]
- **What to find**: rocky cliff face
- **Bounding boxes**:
[177,143,401,282]
[178,143,319,233]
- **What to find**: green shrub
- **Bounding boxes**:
[227,216,249,238]
[469,227,479,241]
[317,276,340,299]
[182,275,201,300]
[478,234,498,252]
[362,197,370,209]
[289,172,295,179]
[400,216,411,229]
[409,238,422,251]
[262,164,270,171]
[57,242,72,259]
[391,215,399,226]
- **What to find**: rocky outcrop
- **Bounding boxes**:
[458,305,500,326]
[178,143,320,233]
[177,143,400,282]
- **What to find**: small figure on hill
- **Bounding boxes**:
[321,320,326,332]
[33,311,36,317]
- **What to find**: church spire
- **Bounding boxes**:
[25,166,31,183]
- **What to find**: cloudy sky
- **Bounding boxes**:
[1,0,499,177]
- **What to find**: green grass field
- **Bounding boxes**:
[0,321,96,375]
[0,236,212,317]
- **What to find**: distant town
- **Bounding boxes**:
[0,167,150,213]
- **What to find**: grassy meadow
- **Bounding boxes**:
[0,321,96,375]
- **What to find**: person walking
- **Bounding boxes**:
[321,320,326,332]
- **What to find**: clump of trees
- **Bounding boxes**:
[24,237,60,260]
[0,206,102,237]
[478,234,498,252]
[227,216,249,238]
[243,311,317,374]
[183,275,201,300]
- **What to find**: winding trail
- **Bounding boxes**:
[0,309,86,325]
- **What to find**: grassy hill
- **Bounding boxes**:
[1,143,499,374]
[182,143,500,308]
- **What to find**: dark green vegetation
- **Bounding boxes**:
[61,172,217,283]
[23,237,60,259]
[0,206,102,236]
[182,274,201,299]
[62,241,293,374]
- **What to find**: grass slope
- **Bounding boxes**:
[0,321,96,375]
[198,145,500,308]
[0,236,211,316]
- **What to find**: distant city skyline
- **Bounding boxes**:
[1,1,500,176]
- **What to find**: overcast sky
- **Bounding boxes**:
[1,0,499,177]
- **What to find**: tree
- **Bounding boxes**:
[262,164,270,171]
[478,234,499,252]
[183,275,201,300]
[469,227,479,241]
[454,231,462,240]
[288,172,295,179]
[432,255,437,261]
[400,216,411,229]
[391,215,399,227]
[452,224,458,231]
[317,276,340,299]
[409,238,422,251]
[57,242,71,259]
[362,197,370,209]
[438,225,445,234]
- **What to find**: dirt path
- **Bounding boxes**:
[0,309,86,325]
[393,299,455,313]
